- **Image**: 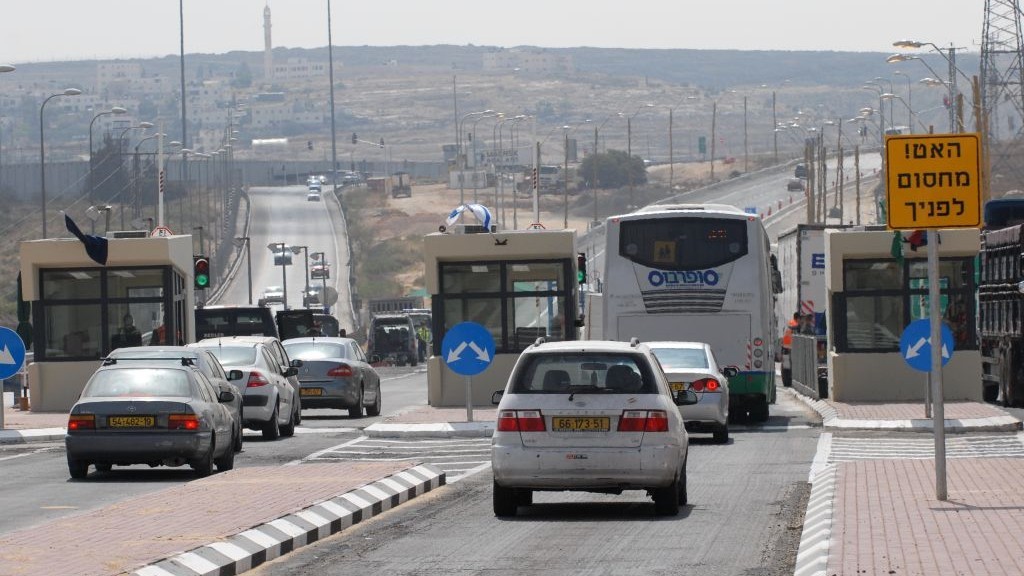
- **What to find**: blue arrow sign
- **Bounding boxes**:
[441,322,495,377]
[0,326,27,380]
[899,319,954,373]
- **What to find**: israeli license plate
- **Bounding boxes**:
[552,416,610,432]
[670,382,687,392]
[108,416,155,428]
[300,388,324,396]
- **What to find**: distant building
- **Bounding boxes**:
[482,49,573,74]
[96,62,143,94]
[272,58,330,81]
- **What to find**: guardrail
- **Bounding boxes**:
[791,334,827,399]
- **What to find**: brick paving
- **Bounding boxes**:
[1,402,66,430]
[829,401,1010,421]
[0,462,409,576]
[830,458,1024,576]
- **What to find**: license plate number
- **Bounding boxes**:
[108,416,155,428]
[552,416,609,432]
[670,382,687,392]
[300,388,323,396]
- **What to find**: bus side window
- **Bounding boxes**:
[771,254,784,294]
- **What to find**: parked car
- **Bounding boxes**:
[787,178,805,191]
[794,164,808,178]
[367,314,419,366]
[195,305,279,340]
[283,337,382,417]
[490,338,699,517]
[105,346,245,452]
[647,341,737,443]
[262,285,285,305]
[189,337,302,440]
[65,361,237,479]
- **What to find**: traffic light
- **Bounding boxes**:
[193,256,211,290]
[531,167,538,189]
[351,132,357,144]
[576,252,587,285]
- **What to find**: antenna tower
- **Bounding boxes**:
[981,0,1024,141]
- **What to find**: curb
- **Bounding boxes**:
[131,464,445,576]
[793,463,838,576]
[364,422,495,438]
[0,427,65,445]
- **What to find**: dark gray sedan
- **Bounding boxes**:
[65,362,237,479]
[283,337,382,417]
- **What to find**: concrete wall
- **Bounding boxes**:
[825,228,982,402]
[427,355,518,407]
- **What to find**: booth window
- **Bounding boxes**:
[36,266,184,361]
[835,257,976,353]
[436,259,575,354]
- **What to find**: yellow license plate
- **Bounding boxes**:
[551,416,610,432]
[300,388,324,396]
[108,416,155,428]
[670,382,687,392]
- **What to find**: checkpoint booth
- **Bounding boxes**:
[424,228,579,407]
[825,228,981,401]
[19,235,196,411]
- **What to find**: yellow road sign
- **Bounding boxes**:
[885,133,981,229]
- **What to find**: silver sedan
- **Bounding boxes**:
[65,362,237,479]
[648,341,737,444]
[282,337,382,417]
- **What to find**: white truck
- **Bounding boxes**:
[774,224,835,386]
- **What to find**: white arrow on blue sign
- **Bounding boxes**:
[0,326,27,380]
[899,318,954,373]
[441,322,495,377]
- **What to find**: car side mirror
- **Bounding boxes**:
[722,366,739,378]
[284,367,298,378]
[674,389,699,406]
[290,359,303,368]
[218,390,235,403]
[227,369,243,381]
[491,390,504,405]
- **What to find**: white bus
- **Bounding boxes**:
[600,204,782,420]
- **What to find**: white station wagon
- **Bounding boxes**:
[490,338,698,517]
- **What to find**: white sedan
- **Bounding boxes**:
[490,339,698,517]
[648,341,737,444]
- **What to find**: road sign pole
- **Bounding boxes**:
[466,376,474,422]
[928,234,947,500]
[924,373,932,419]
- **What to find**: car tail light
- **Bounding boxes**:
[691,378,720,392]
[168,414,200,431]
[67,414,95,431]
[496,410,545,432]
[247,371,270,387]
[327,364,354,377]
[618,410,669,432]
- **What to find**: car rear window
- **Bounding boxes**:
[84,368,192,398]
[649,347,709,370]
[511,353,658,394]
[201,346,257,366]
[284,342,348,360]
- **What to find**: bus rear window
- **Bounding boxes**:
[619,217,748,270]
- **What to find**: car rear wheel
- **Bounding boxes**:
[280,405,297,437]
[262,404,281,440]
[233,423,243,452]
[653,477,680,516]
[214,435,235,472]
[349,388,364,418]
[517,489,533,507]
[493,481,518,517]
[713,424,729,444]
[192,436,215,477]
[679,465,688,506]
[95,462,112,473]
[365,386,382,417]
[68,457,89,479]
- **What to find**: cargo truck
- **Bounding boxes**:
[979,198,1024,405]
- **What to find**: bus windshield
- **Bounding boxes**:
[619,217,748,270]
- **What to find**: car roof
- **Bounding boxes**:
[192,336,272,348]
[282,336,357,345]
[644,341,708,351]
[524,339,651,354]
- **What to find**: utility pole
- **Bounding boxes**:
[854,145,861,226]
[710,101,717,181]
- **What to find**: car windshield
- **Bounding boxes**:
[650,348,709,370]
[284,342,349,360]
[83,368,192,398]
[201,346,257,366]
[511,353,657,394]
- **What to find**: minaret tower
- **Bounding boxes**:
[263,3,273,80]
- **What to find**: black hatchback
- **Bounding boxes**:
[195,306,279,340]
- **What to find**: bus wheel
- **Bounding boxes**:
[751,400,769,423]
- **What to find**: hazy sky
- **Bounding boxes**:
[2,0,983,63]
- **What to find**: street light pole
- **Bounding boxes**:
[39,88,82,238]
[327,0,339,196]
[88,106,127,199]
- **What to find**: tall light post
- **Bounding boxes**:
[470,112,500,203]
[457,109,494,205]
[290,245,311,307]
[311,251,328,313]
[862,84,886,147]
[88,106,127,199]
[667,95,698,191]
[234,236,253,304]
[888,48,968,134]
[626,103,654,210]
[39,88,82,238]
[0,66,12,197]
[893,70,914,133]
[327,0,339,196]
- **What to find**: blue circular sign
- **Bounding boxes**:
[440,322,495,376]
[899,319,954,373]
[0,326,27,380]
